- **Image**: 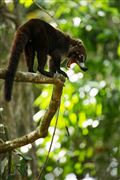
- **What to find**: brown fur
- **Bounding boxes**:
[4,19,87,101]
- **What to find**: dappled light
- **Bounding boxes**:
[0,0,120,179]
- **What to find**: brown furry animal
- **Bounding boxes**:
[4,19,87,101]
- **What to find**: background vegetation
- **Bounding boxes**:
[0,0,120,179]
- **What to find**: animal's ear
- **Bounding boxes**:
[70,39,82,46]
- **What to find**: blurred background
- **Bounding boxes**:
[0,0,120,179]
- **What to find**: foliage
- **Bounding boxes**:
[1,0,120,179]
[32,0,120,179]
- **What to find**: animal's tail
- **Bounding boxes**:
[4,31,28,101]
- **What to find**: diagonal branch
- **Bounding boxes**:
[0,68,66,153]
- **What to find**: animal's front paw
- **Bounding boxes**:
[54,73,65,84]
[38,69,54,77]
[28,69,35,73]
[57,70,68,79]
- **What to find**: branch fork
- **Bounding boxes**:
[0,69,66,153]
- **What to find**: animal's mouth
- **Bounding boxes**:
[67,58,88,72]
[67,58,76,68]
[76,61,88,71]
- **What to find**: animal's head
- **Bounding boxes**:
[67,40,88,71]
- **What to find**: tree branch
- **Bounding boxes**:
[0,68,65,85]
[0,68,66,153]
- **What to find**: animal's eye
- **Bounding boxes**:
[78,54,84,61]
[81,55,85,61]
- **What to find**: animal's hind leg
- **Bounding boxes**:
[24,43,35,72]
[49,57,56,73]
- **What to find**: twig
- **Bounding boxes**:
[33,0,60,27]
[37,101,61,180]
